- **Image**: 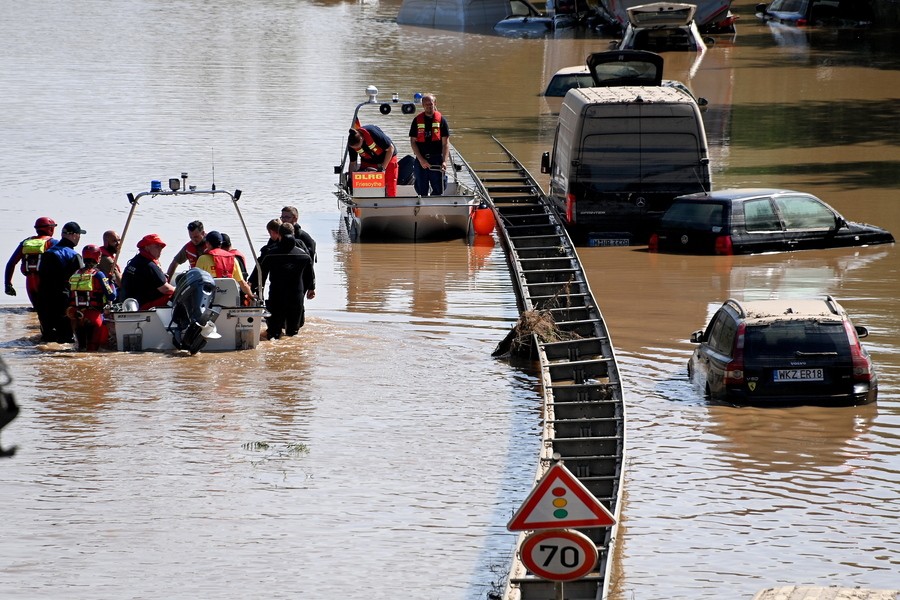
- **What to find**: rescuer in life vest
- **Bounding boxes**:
[409,92,450,197]
[4,216,59,308]
[195,231,255,302]
[66,245,117,351]
[347,125,399,197]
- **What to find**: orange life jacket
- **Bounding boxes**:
[181,241,208,268]
[207,248,236,278]
[415,111,442,143]
[356,127,385,162]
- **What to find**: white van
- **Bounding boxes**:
[542,85,711,245]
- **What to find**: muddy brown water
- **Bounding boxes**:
[1,1,897,598]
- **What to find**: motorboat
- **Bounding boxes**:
[108,176,268,354]
[598,0,736,33]
[334,86,482,242]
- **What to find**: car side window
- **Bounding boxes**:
[705,310,734,355]
[744,198,781,231]
[773,195,837,230]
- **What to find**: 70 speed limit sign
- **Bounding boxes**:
[520,529,599,581]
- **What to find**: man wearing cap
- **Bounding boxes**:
[121,234,176,310]
[36,221,85,343]
[195,231,254,301]
[4,216,59,309]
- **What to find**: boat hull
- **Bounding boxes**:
[342,190,475,241]
[109,278,266,352]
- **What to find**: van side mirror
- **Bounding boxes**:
[541,151,551,174]
[697,97,709,107]
[756,3,768,14]
[690,330,704,343]
[855,325,869,338]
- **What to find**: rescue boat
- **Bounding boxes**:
[333,86,483,242]
[108,176,268,354]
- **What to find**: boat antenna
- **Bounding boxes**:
[211,147,216,191]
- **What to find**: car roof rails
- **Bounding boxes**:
[824,295,842,316]
[724,298,745,318]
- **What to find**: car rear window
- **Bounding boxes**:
[744,320,850,359]
[661,201,727,229]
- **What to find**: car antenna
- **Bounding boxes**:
[211,147,216,191]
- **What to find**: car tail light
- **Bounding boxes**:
[648,233,659,252]
[724,323,746,385]
[566,193,575,224]
[797,18,808,26]
[714,235,733,255]
[844,321,873,381]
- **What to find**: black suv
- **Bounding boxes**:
[688,296,878,406]
[649,188,894,255]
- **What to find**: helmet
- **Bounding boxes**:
[34,216,57,231]
[82,245,102,263]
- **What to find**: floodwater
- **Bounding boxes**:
[1,0,898,598]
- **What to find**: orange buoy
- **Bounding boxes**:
[472,206,495,235]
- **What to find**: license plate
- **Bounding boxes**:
[589,238,630,247]
[773,368,824,382]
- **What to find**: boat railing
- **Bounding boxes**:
[116,176,264,300]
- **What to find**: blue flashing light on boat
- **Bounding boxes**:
[150,180,161,192]
[414,92,423,104]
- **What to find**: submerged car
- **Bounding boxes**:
[540,50,708,113]
[614,2,709,52]
[649,188,895,255]
[755,0,873,27]
[688,296,878,406]
[495,0,595,36]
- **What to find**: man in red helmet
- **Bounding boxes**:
[4,216,59,308]
[66,245,116,351]
[121,234,176,310]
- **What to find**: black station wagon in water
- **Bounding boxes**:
[688,296,878,406]
[649,188,894,255]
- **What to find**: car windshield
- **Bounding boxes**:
[544,73,595,97]
[744,321,850,359]
[769,0,808,12]
[661,201,727,229]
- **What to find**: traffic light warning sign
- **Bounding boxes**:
[507,462,616,531]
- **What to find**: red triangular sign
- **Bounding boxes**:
[507,462,616,531]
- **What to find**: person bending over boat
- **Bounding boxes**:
[66,245,116,351]
[195,231,254,302]
[409,92,450,196]
[347,125,399,198]
[258,223,316,340]
[165,220,209,282]
[280,206,317,263]
[121,234,175,310]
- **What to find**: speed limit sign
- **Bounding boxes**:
[520,529,599,581]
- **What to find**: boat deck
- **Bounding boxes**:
[469,138,626,600]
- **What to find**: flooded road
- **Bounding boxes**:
[1,0,898,598]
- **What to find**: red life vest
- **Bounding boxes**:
[207,248,236,278]
[415,111,442,143]
[20,236,54,275]
[356,127,385,162]
[69,267,113,309]
[181,241,208,268]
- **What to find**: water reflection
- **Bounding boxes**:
[705,402,879,471]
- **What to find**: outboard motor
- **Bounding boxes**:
[168,268,221,354]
